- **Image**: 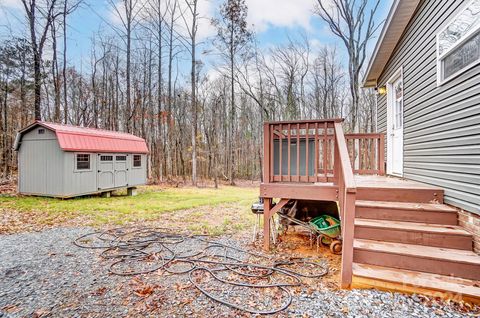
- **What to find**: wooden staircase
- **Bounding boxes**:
[351,185,480,303]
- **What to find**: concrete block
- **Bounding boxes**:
[127,187,137,196]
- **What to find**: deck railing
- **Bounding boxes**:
[263,120,385,183]
[262,118,384,288]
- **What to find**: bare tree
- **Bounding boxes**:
[180,0,200,186]
[21,0,61,120]
[316,0,381,131]
[108,0,142,132]
[213,0,251,185]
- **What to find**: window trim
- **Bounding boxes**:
[133,154,142,169]
[100,155,114,162]
[74,153,92,172]
[436,0,480,86]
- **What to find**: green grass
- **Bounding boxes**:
[0,186,259,227]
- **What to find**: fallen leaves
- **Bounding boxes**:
[129,277,160,298]
[32,308,50,318]
[1,304,20,314]
[91,286,108,296]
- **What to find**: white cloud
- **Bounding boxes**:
[0,0,22,10]
[245,0,315,32]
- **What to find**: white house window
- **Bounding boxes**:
[437,0,480,84]
[394,80,403,129]
[133,155,142,167]
[116,155,127,161]
[38,128,45,134]
[76,154,90,170]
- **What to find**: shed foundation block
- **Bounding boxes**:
[101,191,111,198]
[127,187,137,196]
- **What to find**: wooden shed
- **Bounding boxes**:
[14,121,149,198]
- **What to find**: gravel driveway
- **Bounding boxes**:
[0,227,478,317]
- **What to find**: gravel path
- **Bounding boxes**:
[0,227,478,317]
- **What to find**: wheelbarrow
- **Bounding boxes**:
[309,215,342,255]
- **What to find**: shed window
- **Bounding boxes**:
[38,128,45,134]
[133,155,142,167]
[76,154,90,170]
[116,155,127,161]
[437,0,480,84]
[100,155,113,161]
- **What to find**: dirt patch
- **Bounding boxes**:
[0,178,17,195]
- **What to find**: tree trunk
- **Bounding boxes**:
[63,0,68,124]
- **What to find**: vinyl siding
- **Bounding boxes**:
[128,154,147,186]
[63,152,98,196]
[376,0,480,215]
[17,124,147,198]
[18,128,64,196]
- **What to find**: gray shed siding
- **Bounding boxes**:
[63,152,98,196]
[376,0,480,215]
[17,125,148,198]
[18,128,64,196]
[129,154,148,186]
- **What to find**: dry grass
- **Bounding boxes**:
[0,185,259,235]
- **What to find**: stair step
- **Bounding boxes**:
[356,187,443,203]
[354,219,472,250]
[352,263,480,301]
[356,200,458,225]
[353,239,480,281]
[356,200,457,212]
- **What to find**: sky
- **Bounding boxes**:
[0,0,394,75]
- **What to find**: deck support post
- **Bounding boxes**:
[263,198,289,251]
[341,190,356,288]
[263,198,272,251]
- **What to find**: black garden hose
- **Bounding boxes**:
[74,227,328,315]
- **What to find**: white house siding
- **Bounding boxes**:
[376,0,480,215]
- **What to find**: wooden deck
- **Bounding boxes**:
[260,119,480,303]
[354,175,442,189]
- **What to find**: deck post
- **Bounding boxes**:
[263,123,271,183]
[378,134,386,175]
[263,197,272,251]
[333,138,340,185]
[341,190,356,288]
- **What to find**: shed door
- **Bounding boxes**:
[98,154,115,189]
[114,155,128,187]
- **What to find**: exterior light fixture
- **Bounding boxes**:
[377,86,387,95]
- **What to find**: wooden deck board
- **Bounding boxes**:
[354,239,480,265]
[356,200,456,212]
[354,175,442,190]
[352,263,480,300]
[354,219,469,236]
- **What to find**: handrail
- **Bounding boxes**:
[264,118,344,125]
[333,122,356,289]
[334,122,356,193]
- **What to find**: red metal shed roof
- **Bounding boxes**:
[16,121,149,154]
